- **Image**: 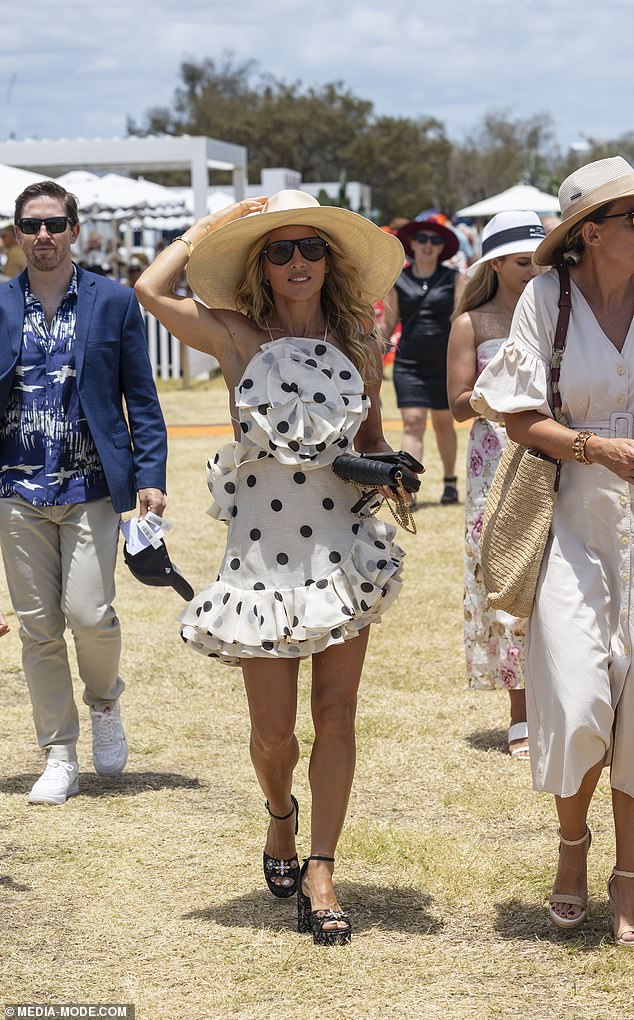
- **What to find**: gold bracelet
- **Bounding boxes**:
[173,235,194,256]
[572,430,595,464]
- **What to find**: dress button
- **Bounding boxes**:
[617,365,625,376]
[624,646,631,655]
[621,570,629,580]
[617,394,626,404]
[621,535,629,545]
[621,496,629,507]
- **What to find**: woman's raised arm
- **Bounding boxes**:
[135,197,267,358]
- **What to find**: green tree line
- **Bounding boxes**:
[128,55,634,222]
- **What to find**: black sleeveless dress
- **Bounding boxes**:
[393,264,457,409]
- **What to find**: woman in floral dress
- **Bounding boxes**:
[447,212,544,757]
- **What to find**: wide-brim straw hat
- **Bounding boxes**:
[186,190,405,308]
[467,211,546,276]
[534,155,634,266]
[395,218,460,261]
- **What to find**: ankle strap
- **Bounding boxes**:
[443,476,457,483]
[304,855,335,863]
[265,793,298,836]
[613,868,634,879]
[558,826,590,846]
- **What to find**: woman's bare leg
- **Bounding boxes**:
[430,408,457,479]
[399,407,427,464]
[302,627,370,929]
[242,656,300,889]
[508,688,528,758]
[611,788,634,942]
[551,759,604,921]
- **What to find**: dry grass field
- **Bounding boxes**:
[1,370,633,1020]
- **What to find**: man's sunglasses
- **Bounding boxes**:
[17,216,72,235]
[593,210,634,226]
[414,232,444,246]
[262,237,328,265]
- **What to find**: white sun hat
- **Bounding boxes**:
[186,190,405,308]
[467,211,546,276]
[534,155,634,266]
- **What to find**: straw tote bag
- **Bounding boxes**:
[480,265,571,618]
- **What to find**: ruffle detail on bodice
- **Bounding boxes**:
[234,338,370,467]
[179,515,405,666]
[205,441,269,523]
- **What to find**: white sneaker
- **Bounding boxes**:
[28,759,80,805]
[90,701,128,776]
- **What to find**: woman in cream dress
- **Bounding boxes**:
[447,212,543,759]
[472,157,634,944]
[135,191,409,946]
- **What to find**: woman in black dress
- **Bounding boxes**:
[382,219,461,504]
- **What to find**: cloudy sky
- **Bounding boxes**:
[1,0,631,158]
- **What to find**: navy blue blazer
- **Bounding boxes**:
[0,265,167,513]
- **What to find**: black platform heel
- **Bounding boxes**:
[440,476,459,504]
[263,795,300,898]
[297,855,352,945]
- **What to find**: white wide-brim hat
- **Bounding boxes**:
[467,211,546,276]
[187,190,405,309]
[534,155,634,266]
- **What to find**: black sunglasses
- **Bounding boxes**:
[414,232,444,246]
[262,237,328,265]
[17,216,71,235]
[593,210,634,226]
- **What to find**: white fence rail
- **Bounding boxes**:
[142,311,218,380]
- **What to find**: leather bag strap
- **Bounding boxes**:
[550,263,571,421]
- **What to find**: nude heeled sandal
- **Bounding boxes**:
[548,827,592,929]
[607,869,634,946]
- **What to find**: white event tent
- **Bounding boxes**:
[56,170,188,219]
[456,183,560,218]
[0,162,50,218]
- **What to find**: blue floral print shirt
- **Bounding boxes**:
[0,268,109,505]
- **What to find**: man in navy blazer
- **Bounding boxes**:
[0,180,167,804]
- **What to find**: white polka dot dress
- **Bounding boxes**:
[179,338,405,665]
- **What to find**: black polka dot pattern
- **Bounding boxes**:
[186,338,404,664]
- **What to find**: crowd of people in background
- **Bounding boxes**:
[2,157,634,950]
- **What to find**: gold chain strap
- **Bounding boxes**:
[341,469,417,535]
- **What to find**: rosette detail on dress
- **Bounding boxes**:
[235,338,370,467]
[180,335,406,667]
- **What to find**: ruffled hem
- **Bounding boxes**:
[470,339,552,422]
[179,517,405,666]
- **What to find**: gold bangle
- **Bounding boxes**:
[173,235,194,256]
[572,430,595,464]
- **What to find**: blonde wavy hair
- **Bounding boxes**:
[452,260,501,318]
[234,228,383,382]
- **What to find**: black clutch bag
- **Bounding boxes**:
[332,451,424,493]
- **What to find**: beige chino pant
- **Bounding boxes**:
[0,496,124,760]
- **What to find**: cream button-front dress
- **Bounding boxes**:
[179,337,405,667]
[472,270,634,799]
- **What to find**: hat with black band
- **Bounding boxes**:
[467,211,546,276]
